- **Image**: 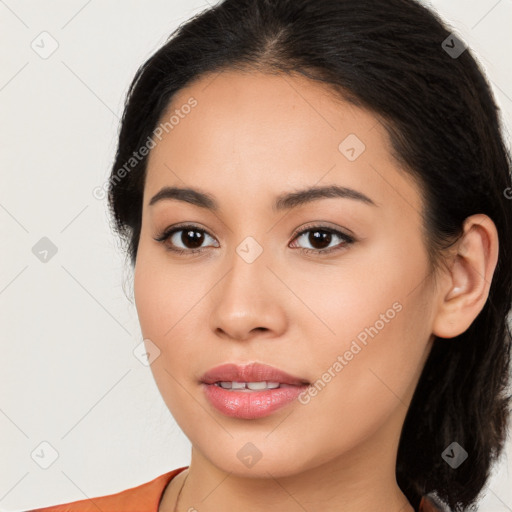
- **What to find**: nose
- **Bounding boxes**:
[208,245,288,342]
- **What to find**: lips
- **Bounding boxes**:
[200,362,310,387]
[200,362,311,419]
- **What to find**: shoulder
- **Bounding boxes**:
[419,493,452,512]
[27,467,188,512]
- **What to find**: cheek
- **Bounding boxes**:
[292,263,404,356]
[133,251,207,424]
[132,246,217,411]
[298,243,430,415]
[133,259,168,340]
[289,219,425,346]
[133,246,201,341]
[290,304,424,470]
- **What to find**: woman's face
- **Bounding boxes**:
[134,70,438,478]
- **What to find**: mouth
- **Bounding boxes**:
[200,361,310,387]
[212,381,299,391]
[200,362,310,419]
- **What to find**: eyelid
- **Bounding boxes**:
[290,220,355,239]
[155,221,354,240]
[153,222,218,247]
[154,221,355,255]
[289,223,355,255]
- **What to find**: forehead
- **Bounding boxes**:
[144,69,422,218]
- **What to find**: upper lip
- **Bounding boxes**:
[201,362,310,386]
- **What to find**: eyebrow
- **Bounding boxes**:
[148,184,378,211]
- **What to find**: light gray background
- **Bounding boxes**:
[1,1,511,511]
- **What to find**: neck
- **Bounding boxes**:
[167,411,415,512]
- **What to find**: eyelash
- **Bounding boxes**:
[153,223,355,257]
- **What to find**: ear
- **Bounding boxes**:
[431,214,499,339]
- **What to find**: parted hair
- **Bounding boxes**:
[107,1,512,510]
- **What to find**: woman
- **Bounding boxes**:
[30,0,512,511]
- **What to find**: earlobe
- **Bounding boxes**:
[431,214,499,339]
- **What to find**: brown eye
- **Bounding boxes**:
[178,228,205,249]
[154,224,219,254]
[154,223,354,257]
[289,226,355,255]
[305,230,333,250]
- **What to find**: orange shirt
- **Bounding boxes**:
[28,466,447,512]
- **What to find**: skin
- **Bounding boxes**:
[132,69,499,512]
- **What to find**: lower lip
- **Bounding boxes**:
[202,383,308,419]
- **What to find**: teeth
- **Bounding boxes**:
[216,381,281,390]
[247,381,269,390]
